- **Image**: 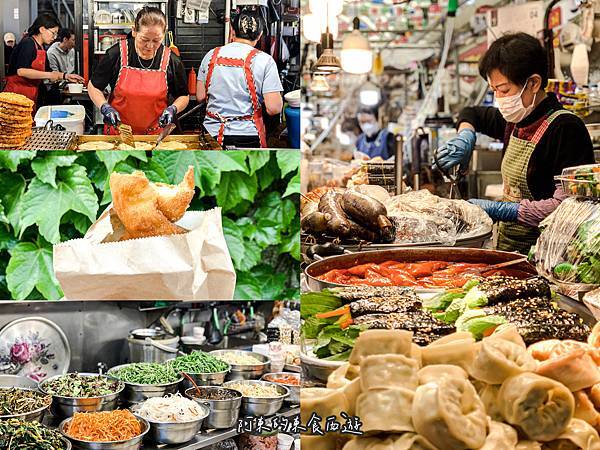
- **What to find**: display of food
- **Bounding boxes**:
[239,434,278,449]
[534,197,600,290]
[116,141,154,150]
[109,166,195,240]
[0,388,51,416]
[155,140,188,150]
[316,260,508,288]
[41,373,123,397]
[75,140,189,151]
[170,351,229,373]
[187,387,240,401]
[64,409,143,442]
[225,382,282,398]
[108,362,180,385]
[0,418,68,450]
[76,141,115,150]
[555,163,600,198]
[217,352,264,366]
[0,92,34,149]
[263,374,300,385]
[301,327,600,450]
[135,393,205,423]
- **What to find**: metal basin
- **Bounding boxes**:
[0,375,38,389]
[133,402,209,444]
[59,414,149,450]
[0,387,52,422]
[107,364,182,406]
[39,373,124,419]
[261,372,300,404]
[223,380,288,416]
[185,386,242,429]
[305,247,537,292]
[208,350,270,380]
[166,358,230,391]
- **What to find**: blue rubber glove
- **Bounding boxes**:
[100,103,121,127]
[159,105,178,127]
[433,128,477,172]
[469,199,520,222]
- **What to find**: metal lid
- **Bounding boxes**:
[0,317,70,382]
[129,328,167,340]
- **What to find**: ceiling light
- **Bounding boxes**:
[341,17,372,74]
[360,80,381,106]
[310,74,330,92]
[315,48,341,73]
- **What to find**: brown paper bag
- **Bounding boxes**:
[53,206,236,300]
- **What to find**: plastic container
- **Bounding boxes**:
[284,105,300,149]
[554,163,600,199]
[35,105,85,135]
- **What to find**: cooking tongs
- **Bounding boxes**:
[433,148,464,200]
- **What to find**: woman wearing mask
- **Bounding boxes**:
[4,14,84,108]
[88,6,188,135]
[434,33,594,254]
[356,108,395,160]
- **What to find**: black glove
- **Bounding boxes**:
[100,103,121,127]
[159,105,177,127]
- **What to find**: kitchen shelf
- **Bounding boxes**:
[94,0,167,2]
[96,24,135,29]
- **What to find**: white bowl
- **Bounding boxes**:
[284,90,300,108]
[67,83,83,94]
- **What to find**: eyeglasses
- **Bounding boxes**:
[45,29,58,38]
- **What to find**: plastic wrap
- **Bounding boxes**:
[534,197,600,296]
[384,190,493,245]
[554,163,600,199]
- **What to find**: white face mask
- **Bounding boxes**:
[496,79,538,123]
[360,122,379,137]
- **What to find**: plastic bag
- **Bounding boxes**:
[384,190,493,244]
[533,197,600,296]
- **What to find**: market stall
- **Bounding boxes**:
[0,301,301,450]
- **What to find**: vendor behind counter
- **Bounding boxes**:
[356,107,396,160]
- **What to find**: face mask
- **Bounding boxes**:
[360,122,379,137]
[496,79,538,123]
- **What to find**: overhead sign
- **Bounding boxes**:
[487,1,545,46]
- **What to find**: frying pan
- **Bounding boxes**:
[304,247,537,293]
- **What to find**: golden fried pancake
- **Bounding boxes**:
[116,141,154,150]
[77,141,115,150]
[0,93,35,109]
[152,166,195,222]
[155,140,187,150]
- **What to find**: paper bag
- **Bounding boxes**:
[53,206,236,300]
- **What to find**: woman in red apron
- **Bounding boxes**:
[433,33,594,254]
[4,13,84,109]
[87,7,189,135]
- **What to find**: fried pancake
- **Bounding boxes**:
[155,140,187,150]
[0,109,32,120]
[116,141,154,150]
[77,141,115,150]
[110,167,195,240]
[152,166,195,222]
[0,141,25,149]
[1,122,33,131]
[0,92,35,108]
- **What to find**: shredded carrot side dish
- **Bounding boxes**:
[66,409,142,442]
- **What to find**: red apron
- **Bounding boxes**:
[4,37,46,112]
[205,47,267,148]
[105,40,171,135]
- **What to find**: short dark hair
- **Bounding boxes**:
[134,6,167,32]
[28,13,60,36]
[357,107,378,120]
[57,28,74,42]
[231,6,263,41]
[479,32,548,88]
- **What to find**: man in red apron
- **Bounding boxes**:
[87,7,189,135]
[433,33,594,254]
[4,13,84,110]
[196,6,283,149]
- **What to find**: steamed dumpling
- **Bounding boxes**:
[478,420,519,450]
[418,364,469,385]
[574,391,600,428]
[357,387,415,433]
[499,373,575,441]
[349,329,413,365]
[422,333,477,373]
[301,388,349,424]
[492,324,527,348]
[412,377,487,450]
[516,442,542,450]
[545,418,600,450]
[470,338,537,384]
[473,380,504,422]
[327,362,360,389]
[536,349,600,392]
[360,354,419,391]
[394,433,438,450]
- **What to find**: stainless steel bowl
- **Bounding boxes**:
[39,373,124,419]
[166,357,230,391]
[0,387,52,422]
[59,414,149,450]
[0,375,38,389]
[133,402,209,444]
[107,364,182,405]
[185,386,242,430]
[209,350,270,380]
[61,436,73,450]
[223,380,288,416]
[261,373,300,404]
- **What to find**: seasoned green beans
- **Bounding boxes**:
[42,374,122,397]
[170,351,229,373]
[0,388,51,415]
[0,418,67,449]
[110,363,180,385]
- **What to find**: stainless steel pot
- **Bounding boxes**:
[185,386,242,430]
[127,330,179,364]
[208,350,270,380]
[60,414,149,450]
[0,388,52,422]
[261,372,300,404]
[223,380,288,416]
[107,364,182,405]
[134,402,209,444]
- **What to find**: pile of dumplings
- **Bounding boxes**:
[301,323,600,450]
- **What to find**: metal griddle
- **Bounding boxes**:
[19,127,76,151]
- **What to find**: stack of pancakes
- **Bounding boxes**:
[0,92,34,149]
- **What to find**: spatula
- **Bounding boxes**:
[155,123,176,148]
[117,123,135,147]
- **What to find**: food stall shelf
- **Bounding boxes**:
[144,406,300,450]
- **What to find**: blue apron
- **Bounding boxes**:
[356,129,390,159]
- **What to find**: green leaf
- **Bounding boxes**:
[250,264,288,299]
[222,217,245,269]
[237,240,262,272]
[7,241,62,300]
[62,211,91,235]
[20,164,99,244]
[254,192,295,230]
[215,172,258,212]
[248,151,271,175]
[0,172,26,232]
[0,225,18,252]
[97,151,147,175]
[138,159,170,183]
[233,272,263,300]
[253,218,281,248]
[235,217,257,239]
[280,218,300,260]
[257,155,280,190]
[276,151,300,177]
[282,171,300,198]
[31,153,78,188]
[0,151,36,172]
